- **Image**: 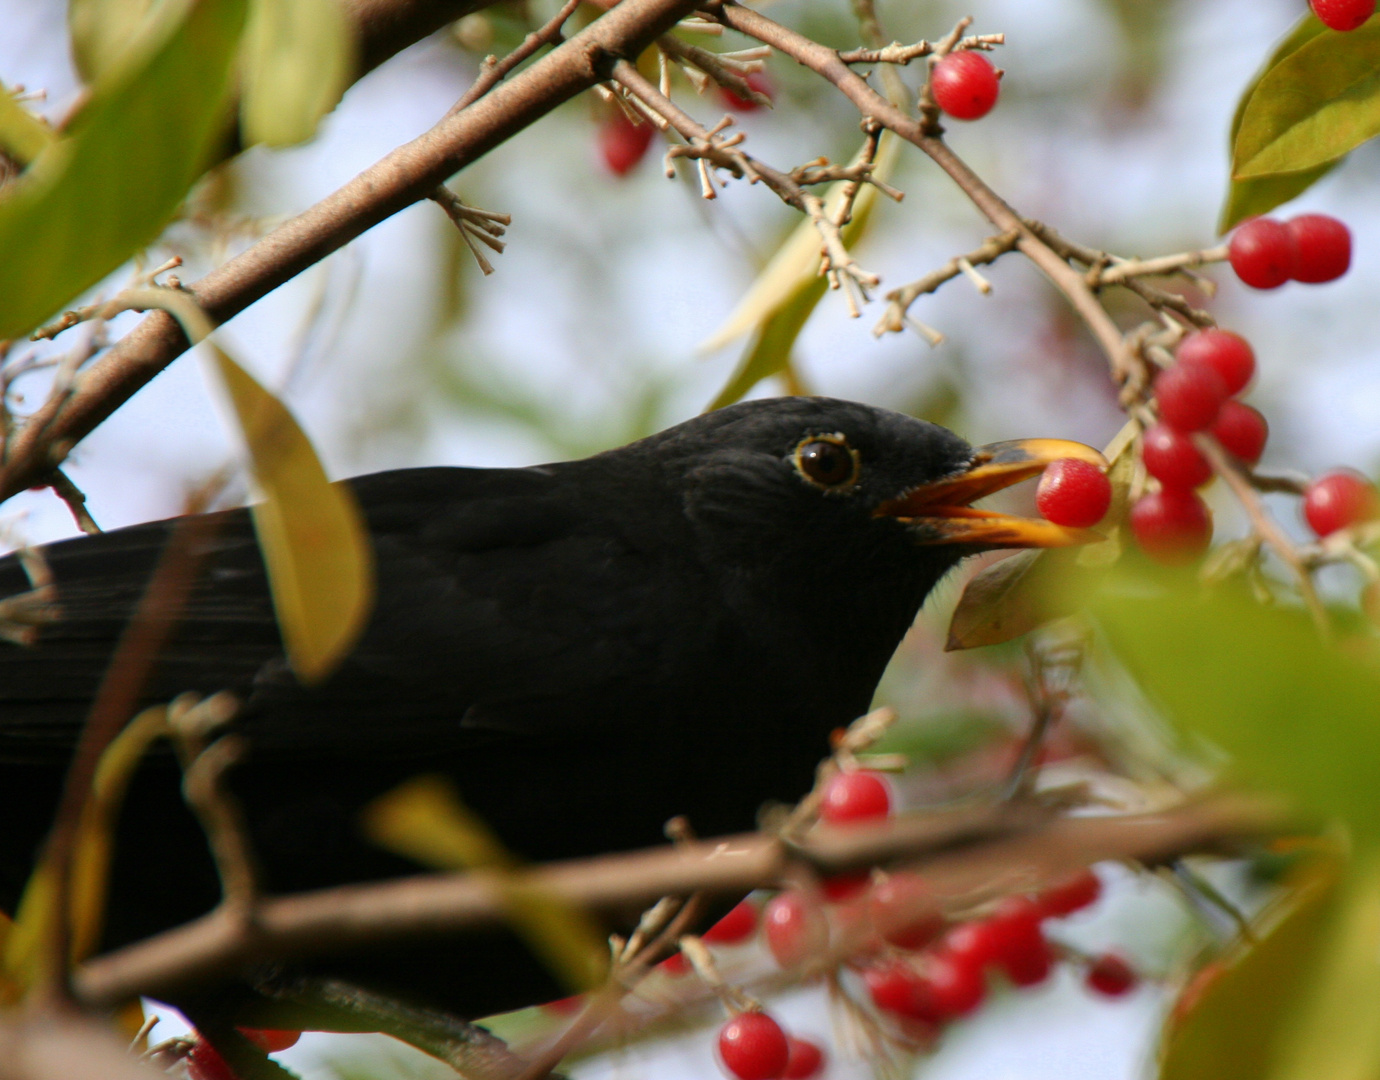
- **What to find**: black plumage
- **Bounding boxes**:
[0,396,1089,1022]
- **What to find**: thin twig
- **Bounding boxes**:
[874,229,1019,338]
[837,32,1004,65]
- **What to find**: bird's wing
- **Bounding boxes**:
[0,466,684,762]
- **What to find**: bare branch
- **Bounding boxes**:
[837,33,1005,66]
[0,0,705,505]
[72,793,1280,1009]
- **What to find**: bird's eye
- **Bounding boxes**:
[795,436,860,489]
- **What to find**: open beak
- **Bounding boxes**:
[876,439,1109,549]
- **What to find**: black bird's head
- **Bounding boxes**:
[612,396,1103,690]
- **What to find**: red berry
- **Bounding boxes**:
[820,872,870,902]
[1311,0,1375,30]
[1176,330,1256,396]
[720,72,773,112]
[924,951,987,1017]
[718,1012,790,1080]
[869,872,944,950]
[186,1041,238,1080]
[544,995,585,1014]
[930,51,1001,121]
[239,1029,301,1052]
[1288,214,1352,283]
[1228,217,1298,289]
[1303,470,1380,537]
[1035,459,1112,528]
[1037,869,1103,919]
[819,771,891,825]
[1141,424,1212,490]
[981,897,1050,986]
[598,112,654,177]
[782,1037,825,1080]
[1154,363,1228,433]
[763,891,829,968]
[659,951,691,976]
[1209,401,1268,466]
[1129,489,1213,564]
[865,962,929,1020]
[704,900,759,945]
[1086,953,1139,997]
[941,920,1001,970]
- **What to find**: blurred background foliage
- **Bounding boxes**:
[4,0,1380,1077]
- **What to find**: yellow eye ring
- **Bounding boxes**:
[793,434,861,490]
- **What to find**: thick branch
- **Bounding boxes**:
[73,793,1279,1009]
[0,0,702,503]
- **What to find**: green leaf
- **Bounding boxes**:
[1233,17,1380,180]
[701,132,900,409]
[210,348,374,684]
[1219,162,1337,234]
[363,776,609,993]
[0,88,56,166]
[0,0,247,342]
[1220,15,1347,228]
[1095,571,1380,839]
[240,0,354,147]
[1266,849,1380,1080]
[1159,857,1339,1080]
[67,0,165,83]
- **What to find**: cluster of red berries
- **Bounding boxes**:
[1228,214,1352,290]
[639,772,1140,1078]
[1310,0,1375,31]
[931,51,1001,121]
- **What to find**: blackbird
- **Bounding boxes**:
[0,396,1099,1025]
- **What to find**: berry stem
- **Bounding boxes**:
[1193,435,1329,637]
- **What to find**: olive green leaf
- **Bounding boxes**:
[1095,571,1380,839]
[0,88,56,167]
[702,132,900,410]
[1221,15,1339,230]
[1232,17,1380,181]
[210,348,374,685]
[68,0,168,84]
[1159,856,1339,1080]
[0,0,246,341]
[240,0,355,147]
[363,776,609,992]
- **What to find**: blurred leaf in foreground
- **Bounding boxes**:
[1095,568,1380,840]
[363,776,608,993]
[240,0,355,147]
[0,0,246,340]
[211,347,373,685]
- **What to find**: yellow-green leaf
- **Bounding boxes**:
[68,0,167,83]
[0,0,246,341]
[1233,17,1380,180]
[1267,849,1380,1080]
[1221,14,1334,230]
[210,348,373,684]
[363,776,609,993]
[3,704,168,988]
[1159,855,1339,1080]
[1095,571,1380,840]
[701,132,900,409]
[0,88,56,167]
[240,0,354,147]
